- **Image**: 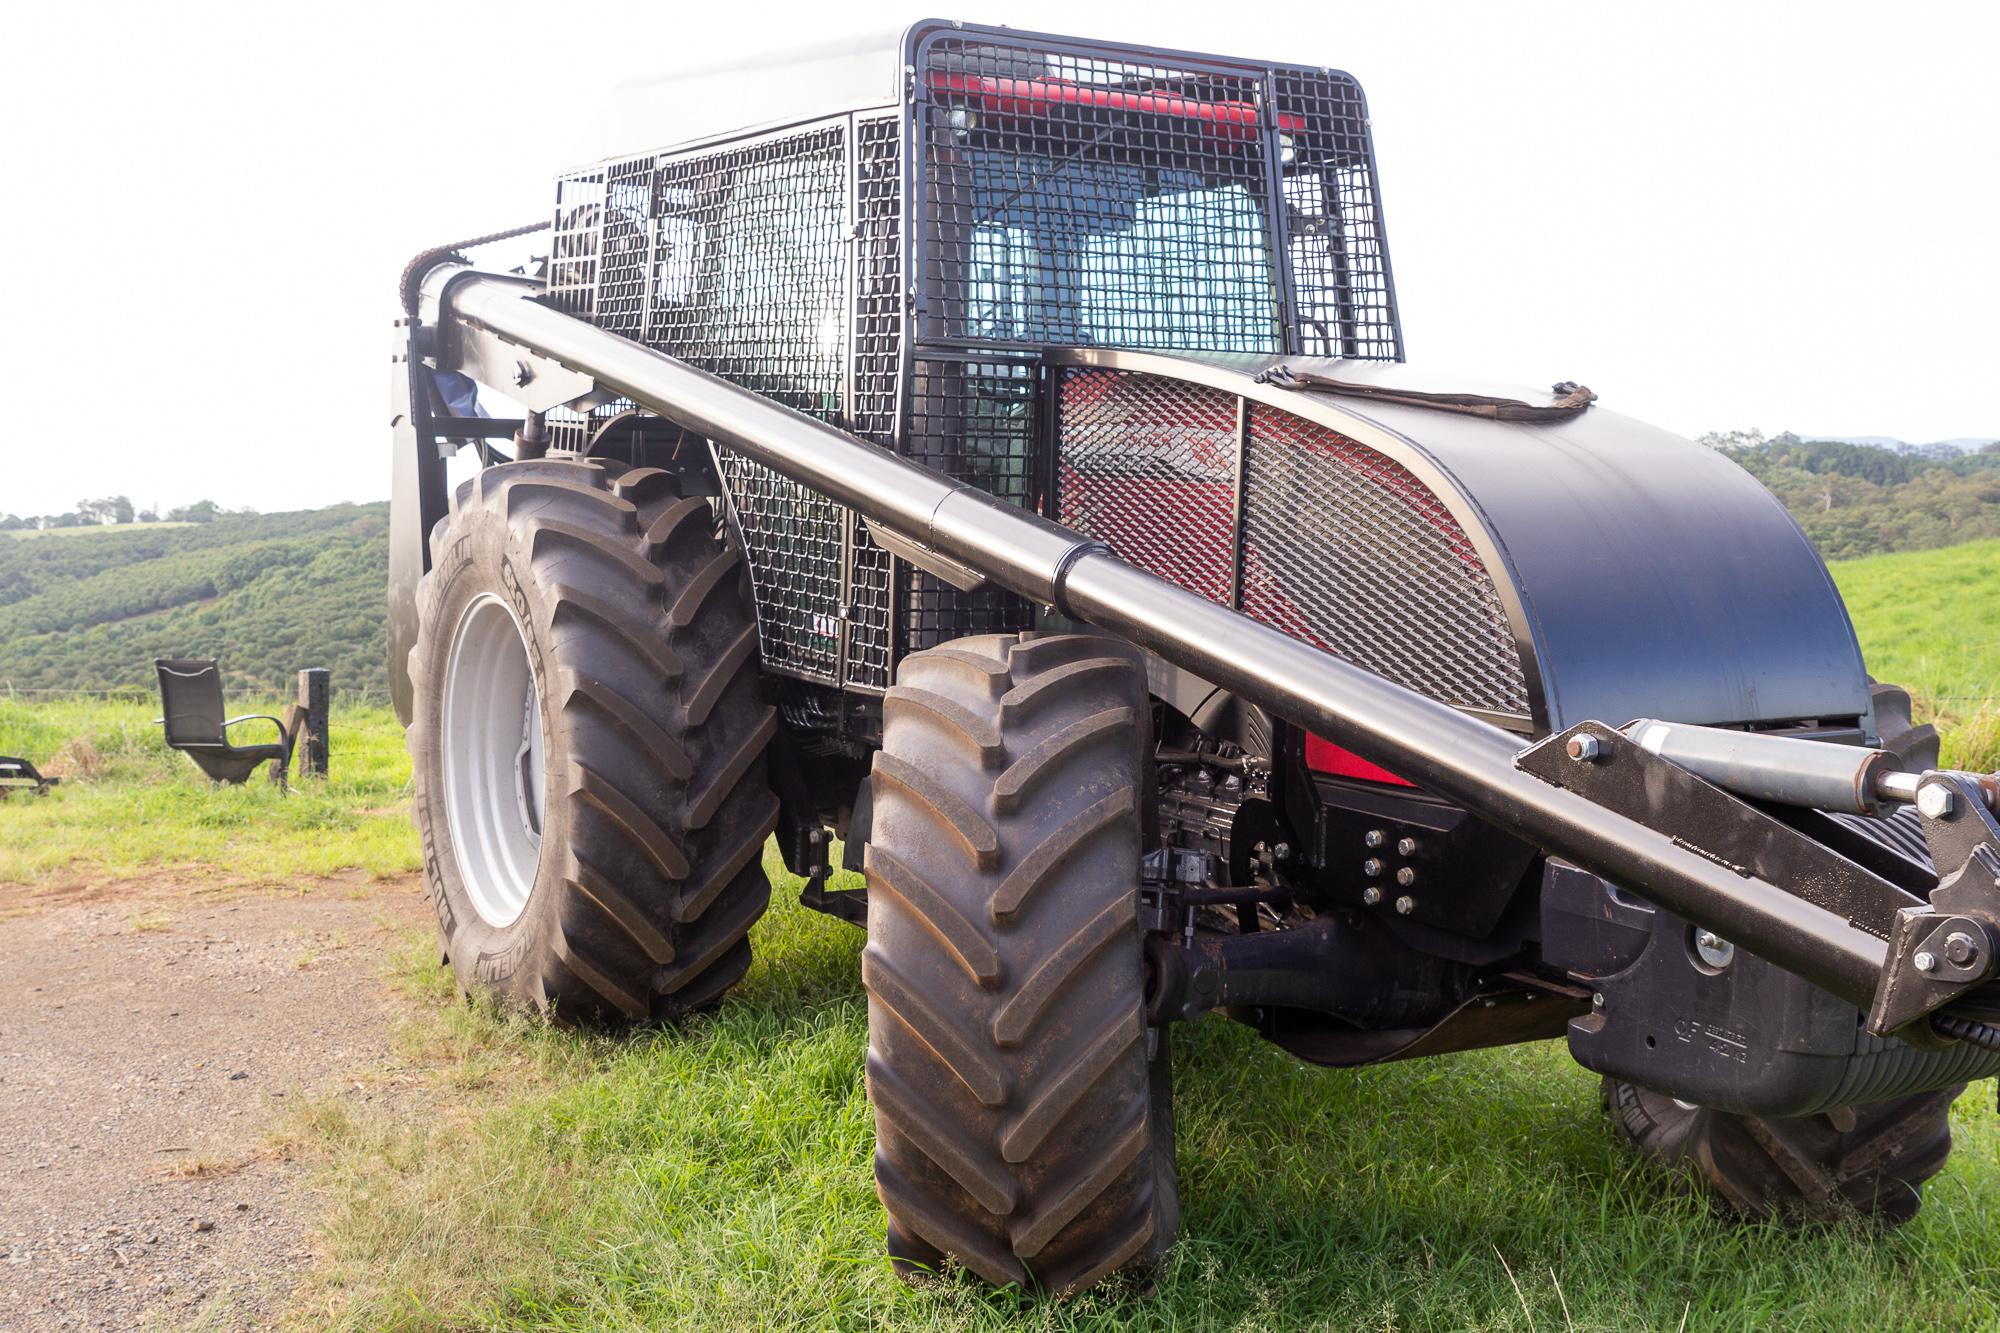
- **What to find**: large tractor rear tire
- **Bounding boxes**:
[407,459,778,1024]
[1604,1079,1959,1225]
[864,633,1177,1294]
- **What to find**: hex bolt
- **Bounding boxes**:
[1364,829,1387,849]
[1917,783,1956,819]
[1394,894,1415,915]
[1693,929,1735,970]
[1272,842,1291,862]
[1396,836,1419,857]
[1362,886,1383,906]
[1395,866,1417,887]
[1566,733,1602,763]
[1915,951,1939,974]
[1592,992,1606,1009]
[512,360,533,387]
[1362,858,1384,878]
[1945,932,1980,967]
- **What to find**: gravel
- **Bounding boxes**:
[0,873,426,1331]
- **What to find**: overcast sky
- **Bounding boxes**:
[3,0,1994,518]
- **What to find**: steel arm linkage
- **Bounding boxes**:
[411,263,2000,1039]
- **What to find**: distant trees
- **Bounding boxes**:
[0,498,246,530]
[1720,435,2000,560]
[75,496,136,525]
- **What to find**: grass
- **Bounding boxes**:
[284,859,2000,1331]
[0,696,417,886]
[2,539,1997,1328]
[1830,538,2000,770]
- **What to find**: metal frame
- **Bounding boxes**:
[415,264,1995,1044]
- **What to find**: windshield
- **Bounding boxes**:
[934,146,1284,354]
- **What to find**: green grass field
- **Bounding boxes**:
[2,541,1997,1328]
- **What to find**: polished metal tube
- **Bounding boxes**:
[1624,718,1899,815]
[427,266,1890,1006]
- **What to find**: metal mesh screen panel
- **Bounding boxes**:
[626,127,854,683]
[1241,403,1526,716]
[647,127,848,413]
[1056,369,1237,605]
[916,36,1284,354]
[847,116,904,690]
[715,452,844,680]
[1274,70,1401,360]
[902,356,1038,651]
[548,172,604,320]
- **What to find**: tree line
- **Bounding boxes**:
[0,497,237,531]
[1702,432,2000,561]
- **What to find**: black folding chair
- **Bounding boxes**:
[154,658,295,786]
[0,755,59,797]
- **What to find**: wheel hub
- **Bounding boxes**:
[441,593,546,927]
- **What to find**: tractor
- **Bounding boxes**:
[388,20,2000,1294]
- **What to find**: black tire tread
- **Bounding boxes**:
[1604,1077,1959,1224]
[409,458,776,1026]
[865,632,1174,1295]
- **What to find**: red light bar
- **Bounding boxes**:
[1304,734,1415,787]
[928,71,1305,143]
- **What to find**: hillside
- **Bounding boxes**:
[0,505,389,697]
[1721,435,2000,560]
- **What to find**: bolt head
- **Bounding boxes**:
[1917,783,1956,819]
[1362,858,1383,878]
[1915,950,1939,974]
[1362,886,1383,906]
[1566,733,1602,763]
[1396,836,1419,857]
[1395,866,1417,887]
[1272,842,1291,862]
[1394,894,1416,915]
[1946,931,1980,967]
[1591,992,1606,1008]
[1693,929,1735,970]
[511,360,533,387]
[1364,829,1387,849]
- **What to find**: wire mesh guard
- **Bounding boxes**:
[915,34,1399,361]
[557,126,866,685]
[1056,370,1529,718]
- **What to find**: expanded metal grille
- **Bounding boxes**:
[1242,404,1526,716]
[1273,70,1401,361]
[916,35,1284,354]
[1053,371,1528,718]
[1057,370,1237,605]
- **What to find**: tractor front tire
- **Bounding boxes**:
[407,459,778,1025]
[1604,1078,1960,1225]
[863,632,1177,1294]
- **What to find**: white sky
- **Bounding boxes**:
[3,0,1994,518]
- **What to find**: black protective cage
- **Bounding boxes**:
[540,22,1402,742]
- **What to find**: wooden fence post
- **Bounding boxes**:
[296,668,330,778]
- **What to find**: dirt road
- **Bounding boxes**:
[0,873,427,1331]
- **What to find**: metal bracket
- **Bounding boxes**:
[1867,777,2000,1035]
[426,271,600,413]
[1518,722,1920,944]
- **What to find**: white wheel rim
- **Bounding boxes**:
[441,593,546,928]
